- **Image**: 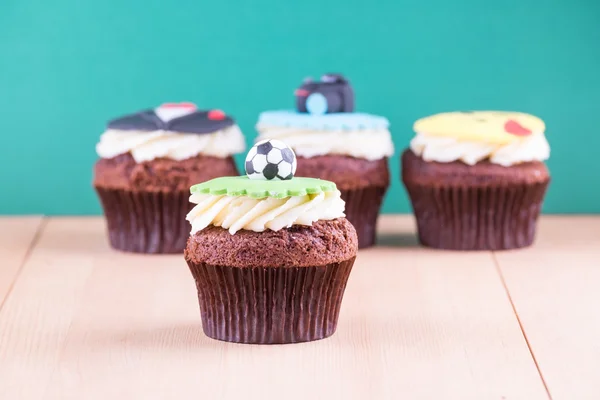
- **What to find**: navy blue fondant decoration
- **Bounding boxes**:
[107,103,235,134]
[295,74,355,115]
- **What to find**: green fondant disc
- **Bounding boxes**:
[190,176,337,199]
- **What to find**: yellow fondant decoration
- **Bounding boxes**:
[413,111,546,145]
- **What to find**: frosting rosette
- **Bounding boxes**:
[96,103,245,162]
[256,111,394,161]
[410,111,550,166]
[187,139,346,235]
[186,177,345,234]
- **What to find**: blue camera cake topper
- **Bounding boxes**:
[257,73,389,131]
[295,74,355,115]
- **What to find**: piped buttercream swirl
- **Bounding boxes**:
[96,125,245,163]
[256,111,394,161]
[256,126,394,161]
[410,111,551,166]
[186,190,345,235]
[410,132,550,166]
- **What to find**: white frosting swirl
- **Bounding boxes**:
[96,125,246,163]
[410,132,550,167]
[186,190,345,235]
[256,125,394,161]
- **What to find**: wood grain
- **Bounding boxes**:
[0,216,44,306]
[0,216,552,400]
[0,218,108,399]
[495,216,600,400]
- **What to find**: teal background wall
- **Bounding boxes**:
[1,0,599,215]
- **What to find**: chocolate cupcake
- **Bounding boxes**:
[94,103,245,254]
[256,74,394,248]
[184,139,358,344]
[402,111,551,250]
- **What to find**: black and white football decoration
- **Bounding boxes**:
[245,139,297,180]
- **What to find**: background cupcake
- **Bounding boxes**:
[184,139,358,344]
[402,111,551,250]
[94,102,245,254]
[256,74,394,248]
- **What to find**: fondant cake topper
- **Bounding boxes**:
[190,176,336,199]
[190,139,336,199]
[107,102,235,134]
[295,74,355,115]
[245,139,297,181]
[413,111,545,145]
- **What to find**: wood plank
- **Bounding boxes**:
[495,216,600,400]
[0,216,548,400]
[0,217,44,306]
[0,218,108,399]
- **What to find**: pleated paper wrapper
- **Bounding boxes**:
[340,186,387,249]
[95,187,192,254]
[403,179,550,250]
[186,258,356,344]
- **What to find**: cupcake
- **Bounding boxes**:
[94,102,245,254]
[402,111,551,250]
[184,139,358,344]
[256,74,394,248]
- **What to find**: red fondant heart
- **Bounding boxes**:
[504,120,532,136]
[207,109,226,120]
[160,102,197,109]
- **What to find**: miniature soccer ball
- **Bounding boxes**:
[245,139,297,181]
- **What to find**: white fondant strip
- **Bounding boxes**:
[154,106,196,122]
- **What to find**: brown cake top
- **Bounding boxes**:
[185,218,357,268]
[93,153,238,192]
[402,149,550,186]
[294,155,390,190]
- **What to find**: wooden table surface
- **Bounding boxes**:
[0,216,598,400]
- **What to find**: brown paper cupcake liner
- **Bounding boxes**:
[340,186,387,249]
[95,187,192,254]
[403,180,550,250]
[186,257,356,344]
